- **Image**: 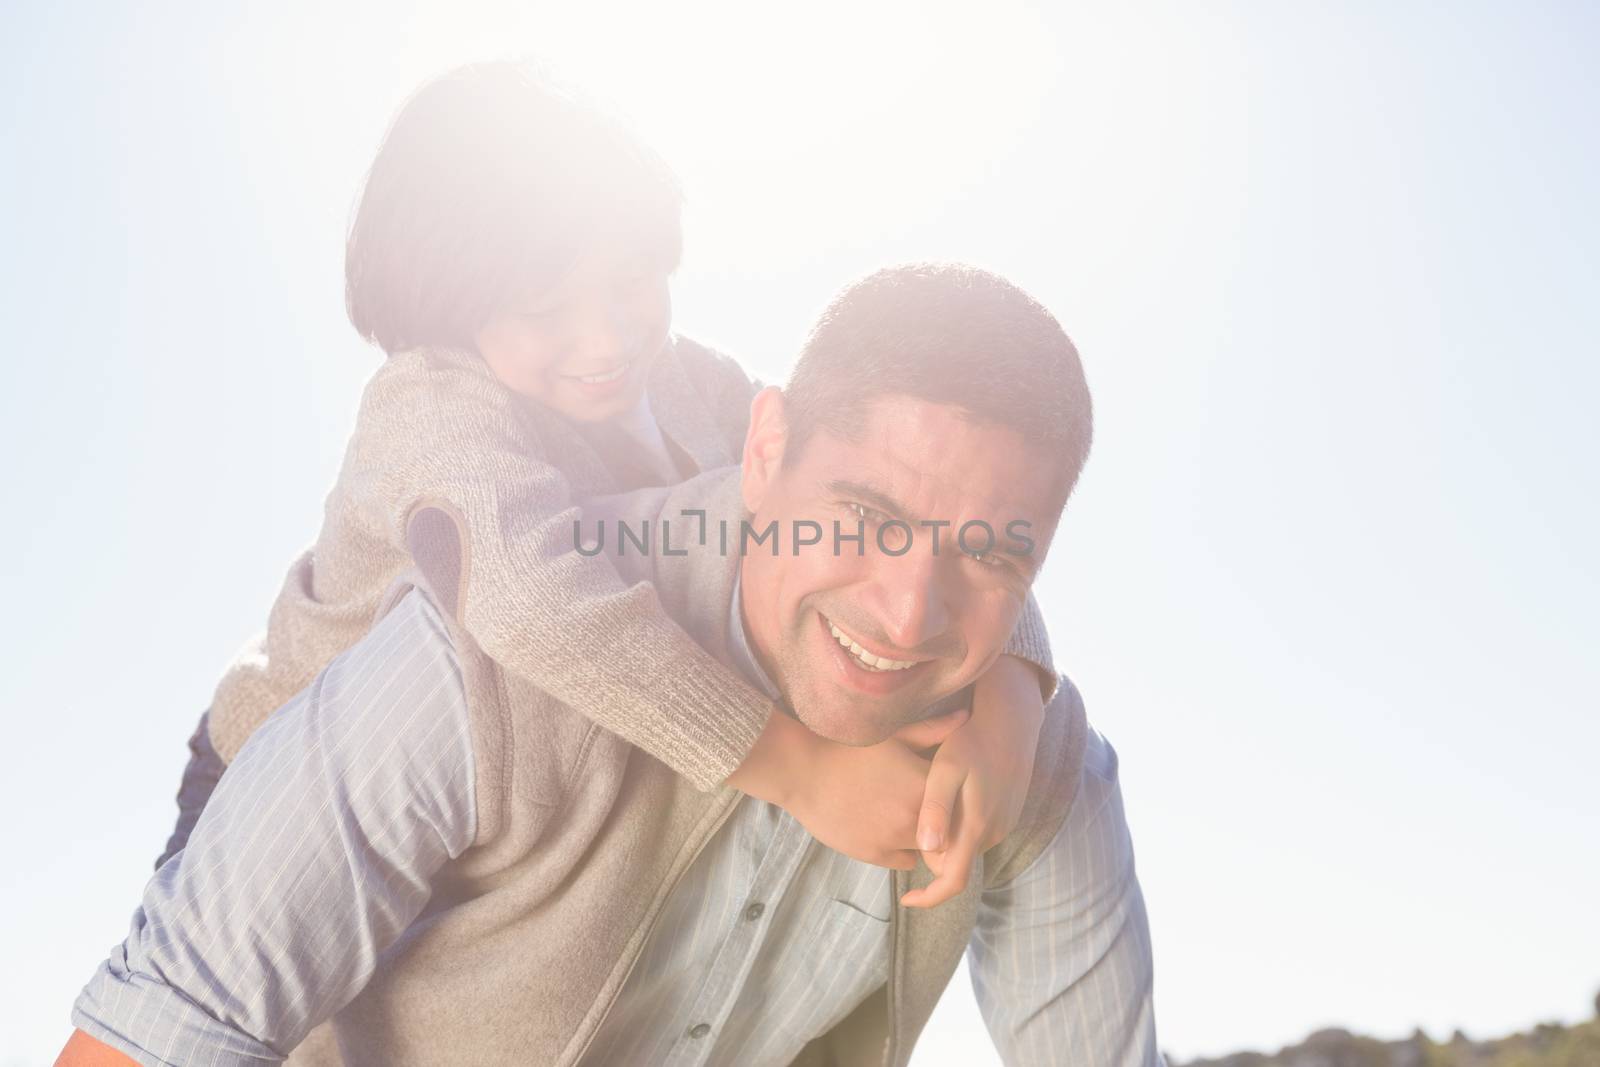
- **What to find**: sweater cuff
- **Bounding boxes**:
[651,662,772,791]
[1001,594,1058,705]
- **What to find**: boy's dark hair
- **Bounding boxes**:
[783,263,1094,506]
[345,61,683,355]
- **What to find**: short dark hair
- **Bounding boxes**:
[345,61,683,355]
[784,263,1093,504]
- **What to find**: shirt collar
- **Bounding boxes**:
[727,571,780,701]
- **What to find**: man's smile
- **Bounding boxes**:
[814,611,931,697]
[823,615,920,671]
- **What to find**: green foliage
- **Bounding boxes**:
[1181,1014,1600,1067]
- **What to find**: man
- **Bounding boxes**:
[59,264,1160,1066]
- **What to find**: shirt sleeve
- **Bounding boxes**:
[349,346,773,790]
[71,590,477,1067]
[967,727,1163,1067]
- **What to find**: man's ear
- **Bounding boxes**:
[740,386,788,514]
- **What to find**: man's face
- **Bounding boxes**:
[739,391,1066,745]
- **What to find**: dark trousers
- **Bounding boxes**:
[154,711,226,870]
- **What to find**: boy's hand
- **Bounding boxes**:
[785,707,972,869]
[899,655,1046,909]
[729,705,971,869]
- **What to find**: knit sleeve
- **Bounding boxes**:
[1003,592,1057,702]
[348,348,772,791]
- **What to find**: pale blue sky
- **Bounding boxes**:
[2,2,1596,1064]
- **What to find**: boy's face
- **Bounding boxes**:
[473,246,672,424]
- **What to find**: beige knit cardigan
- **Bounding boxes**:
[282,470,1085,1067]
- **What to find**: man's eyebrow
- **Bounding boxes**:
[825,479,918,524]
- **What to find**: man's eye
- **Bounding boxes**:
[964,547,1006,570]
[845,501,886,524]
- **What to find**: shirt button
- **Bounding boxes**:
[688,1022,712,1039]
[744,901,766,921]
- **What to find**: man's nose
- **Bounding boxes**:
[864,545,952,653]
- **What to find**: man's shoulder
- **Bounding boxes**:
[331,585,466,714]
[375,582,458,652]
[1035,673,1092,811]
[258,584,473,821]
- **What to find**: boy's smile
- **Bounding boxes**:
[473,242,673,424]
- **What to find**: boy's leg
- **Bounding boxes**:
[153,710,225,870]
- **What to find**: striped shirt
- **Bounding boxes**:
[73,588,1160,1066]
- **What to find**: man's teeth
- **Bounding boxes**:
[827,620,916,672]
[577,362,630,384]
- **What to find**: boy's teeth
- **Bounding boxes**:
[826,619,916,672]
[578,362,629,384]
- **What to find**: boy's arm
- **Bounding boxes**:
[901,599,1055,909]
[354,348,776,791]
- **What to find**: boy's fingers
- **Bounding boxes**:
[901,824,981,909]
[916,759,967,853]
[891,707,970,751]
[983,797,1022,850]
[885,849,919,871]
[902,783,985,908]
